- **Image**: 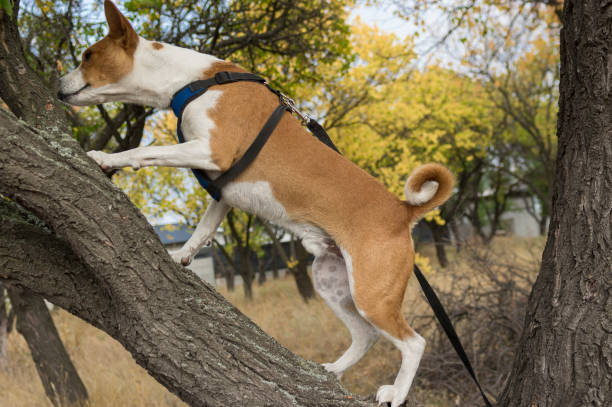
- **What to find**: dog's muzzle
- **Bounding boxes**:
[57,83,90,101]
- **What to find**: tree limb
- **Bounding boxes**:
[0,110,371,406]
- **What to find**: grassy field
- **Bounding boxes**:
[0,238,544,406]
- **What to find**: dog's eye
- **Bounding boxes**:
[83,51,92,62]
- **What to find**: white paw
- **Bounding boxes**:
[87,150,112,170]
[376,384,407,407]
[170,249,193,266]
[321,362,343,380]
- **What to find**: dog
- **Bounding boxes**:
[58,2,453,405]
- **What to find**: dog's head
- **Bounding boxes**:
[58,1,141,106]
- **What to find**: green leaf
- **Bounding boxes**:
[1,0,13,17]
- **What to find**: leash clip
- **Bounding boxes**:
[278,93,311,125]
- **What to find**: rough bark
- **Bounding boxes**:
[0,2,69,138]
[498,1,612,406]
[0,111,372,407]
[6,286,89,406]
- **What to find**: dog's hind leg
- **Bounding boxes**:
[312,251,379,379]
[340,246,425,407]
[170,200,230,266]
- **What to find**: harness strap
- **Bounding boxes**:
[171,72,281,201]
[206,104,288,198]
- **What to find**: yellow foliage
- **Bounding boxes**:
[286,257,300,269]
[297,22,495,222]
[414,252,434,275]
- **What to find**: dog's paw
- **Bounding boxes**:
[321,362,343,380]
[376,384,407,407]
[376,385,395,406]
[170,249,193,266]
[87,150,111,170]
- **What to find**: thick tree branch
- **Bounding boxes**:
[0,110,371,406]
[0,200,115,332]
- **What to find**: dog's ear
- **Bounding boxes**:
[104,0,138,52]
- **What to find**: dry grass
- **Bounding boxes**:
[0,312,186,407]
[0,237,544,406]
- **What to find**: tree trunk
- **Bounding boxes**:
[271,246,280,279]
[538,215,548,236]
[449,217,462,252]
[0,112,373,407]
[0,313,7,370]
[6,286,89,406]
[0,282,12,370]
[261,223,316,302]
[426,221,449,268]
[258,261,267,285]
[240,248,254,300]
[293,241,315,302]
[213,244,236,291]
[225,265,236,291]
[498,1,612,405]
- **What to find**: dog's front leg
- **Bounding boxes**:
[87,140,220,171]
[170,200,231,266]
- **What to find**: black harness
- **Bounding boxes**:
[171,71,337,201]
[170,71,491,407]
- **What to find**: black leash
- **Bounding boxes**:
[413,264,493,407]
[172,72,492,406]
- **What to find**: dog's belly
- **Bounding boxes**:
[222,180,331,256]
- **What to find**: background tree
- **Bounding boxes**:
[484,34,559,233]
[394,0,560,238]
[0,282,15,370]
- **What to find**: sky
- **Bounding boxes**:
[354,4,415,38]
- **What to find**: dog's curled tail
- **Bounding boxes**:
[404,163,454,220]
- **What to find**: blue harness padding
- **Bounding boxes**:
[171,84,218,199]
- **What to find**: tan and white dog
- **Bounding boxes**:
[58,2,453,405]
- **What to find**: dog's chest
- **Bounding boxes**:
[222,180,288,222]
[179,90,223,145]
